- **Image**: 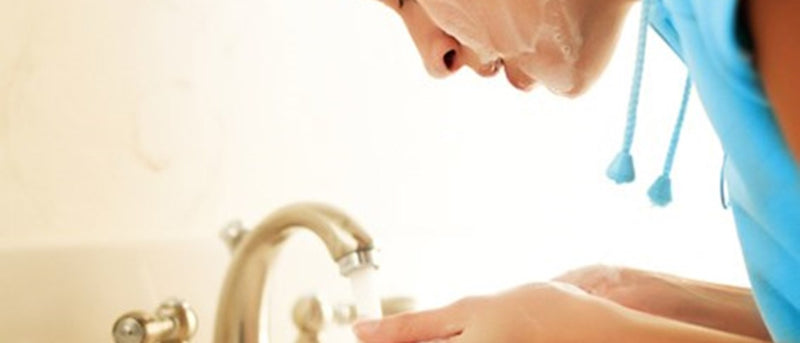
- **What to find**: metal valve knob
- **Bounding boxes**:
[219,220,249,253]
[112,299,198,343]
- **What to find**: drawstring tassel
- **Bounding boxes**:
[607,151,635,183]
[648,75,692,206]
[607,0,653,184]
[647,175,672,206]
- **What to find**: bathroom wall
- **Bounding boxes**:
[1,0,748,342]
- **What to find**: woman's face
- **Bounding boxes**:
[379,0,633,96]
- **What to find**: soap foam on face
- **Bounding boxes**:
[350,267,382,320]
[419,0,584,94]
[527,0,583,94]
[419,0,500,65]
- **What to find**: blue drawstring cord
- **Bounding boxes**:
[606,0,693,207]
[607,0,654,184]
[648,75,692,206]
[720,155,729,209]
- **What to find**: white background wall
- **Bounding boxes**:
[0,0,748,342]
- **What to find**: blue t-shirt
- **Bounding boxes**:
[650,1,800,341]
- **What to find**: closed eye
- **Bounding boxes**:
[398,0,416,9]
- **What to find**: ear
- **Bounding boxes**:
[746,0,800,164]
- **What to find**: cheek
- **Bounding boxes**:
[512,0,589,94]
[514,44,579,95]
[416,0,500,61]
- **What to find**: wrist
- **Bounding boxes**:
[619,307,768,343]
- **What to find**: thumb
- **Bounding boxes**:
[554,265,623,294]
[353,307,464,343]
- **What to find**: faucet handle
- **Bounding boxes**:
[219,220,249,253]
[292,295,331,334]
[112,299,198,343]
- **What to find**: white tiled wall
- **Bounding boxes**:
[1,0,749,342]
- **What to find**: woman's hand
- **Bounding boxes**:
[352,281,767,343]
[555,265,771,341]
[353,282,630,342]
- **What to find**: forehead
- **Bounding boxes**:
[374,0,400,9]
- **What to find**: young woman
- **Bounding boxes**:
[353,0,799,341]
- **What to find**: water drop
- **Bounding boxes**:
[349,267,382,320]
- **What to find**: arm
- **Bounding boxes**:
[621,308,767,343]
[353,282,768,343]
[745,0,800,164]
[556,266,770,340]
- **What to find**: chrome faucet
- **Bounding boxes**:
[213,202,378,343]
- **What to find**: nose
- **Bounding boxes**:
[423,34,463,78]
[401,5,464,79]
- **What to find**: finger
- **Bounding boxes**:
[502,59,537,91]
[549,280,590,296]
[553,265,622,295]
[426,337,462,343]
[420,338,460,343]
[353,307,464,343]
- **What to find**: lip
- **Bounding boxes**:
[508,77,534,91]
[473,59,535,91]
[503,64,536,92]
[476,59,502,77]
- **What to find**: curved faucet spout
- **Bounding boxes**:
[213,203,377,343]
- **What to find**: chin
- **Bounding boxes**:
[553,73,594,98]
[558,85,586,98]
